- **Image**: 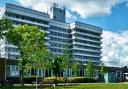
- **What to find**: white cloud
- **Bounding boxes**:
[33,2,49,13]
[66,10,77,22]
[17,0,121,19]
[102,30,128,67]
[66,10,72,18]
[68,0,117,18]
[16,0,41,7]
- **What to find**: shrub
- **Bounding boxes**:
[24,76,42,84]
[69,77,97,83]
[44,77,64,83]
[24,77,97,84]
[7,77,20,84]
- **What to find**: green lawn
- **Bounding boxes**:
[49,84,128,89]
[1,83,128,89]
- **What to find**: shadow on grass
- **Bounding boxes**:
[1,85,35,89]
[59,84,80,87]
[43,84,80,89]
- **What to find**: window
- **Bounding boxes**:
[6,66,10,77]
[54,16,56,19]
[6,65,20,77]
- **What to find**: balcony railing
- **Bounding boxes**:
[72,42,101,48]
[74,53,101,58]
[73,47,101,53]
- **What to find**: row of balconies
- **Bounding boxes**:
[71,31,102,39]
[49,35,70,40]
[74,53,101,58]
[72,42,101,48]
[49,29,70,35]
[72,36,101,44]
[73,46,101,53]
[6,16,50,28]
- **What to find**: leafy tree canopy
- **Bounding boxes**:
[0,18,13,38]
[86,60,95,77]
[51,56,63,77]
[6,24,47,85]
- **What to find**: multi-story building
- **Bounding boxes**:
[0,3,50,60]
[0,3,102,79]
[70,22,102,65]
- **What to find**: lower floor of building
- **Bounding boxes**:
[1,58,128,83]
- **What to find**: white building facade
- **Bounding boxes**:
[0,3,102,78]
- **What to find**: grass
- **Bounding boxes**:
[1,83,128,89]
[51,84,128,89]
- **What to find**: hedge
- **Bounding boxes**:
[24,76,97,84]
[68,77,97,83]
[44,77,64,83]
[44,77,97,83]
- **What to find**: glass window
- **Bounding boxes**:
[6,66,10,77]
[6,65,20,77]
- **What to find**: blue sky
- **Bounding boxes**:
[1,0,128,66]
[66,2,128,32]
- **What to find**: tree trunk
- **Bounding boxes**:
[20,67,24,86]
[20,51,24,86]
[55,74,58,86]
[36,75,38,89]
[67,68,69,83]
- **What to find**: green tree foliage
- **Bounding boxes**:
[0,18,13,38]
[100,63,107,76]
[41,52,54,70]
[72,61,80,77]
[6,24,47,85]
[51,56,63,85]
[100,63,107,81]
[86,60,95,78]
[51,56,63,77]
[62,44,73,77]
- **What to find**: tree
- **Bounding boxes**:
[86,60,95,78]
[62,44,73,77]
[41,52,54,70]
[71,61,80,77]
[24,30,48,89]
[51,56,63,85]
[6,24,46,85]
[51,56,62,77]
[0,18,13,38]
[100,63,107,82]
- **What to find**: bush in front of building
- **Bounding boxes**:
[24,76,43,84]
[44,77,97,83]
[24,76,36,84]
[24,77,65,84]
[68,77,97,83]
[24,77,97,84]
[7,77,20,84]
[44,77,64,83]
